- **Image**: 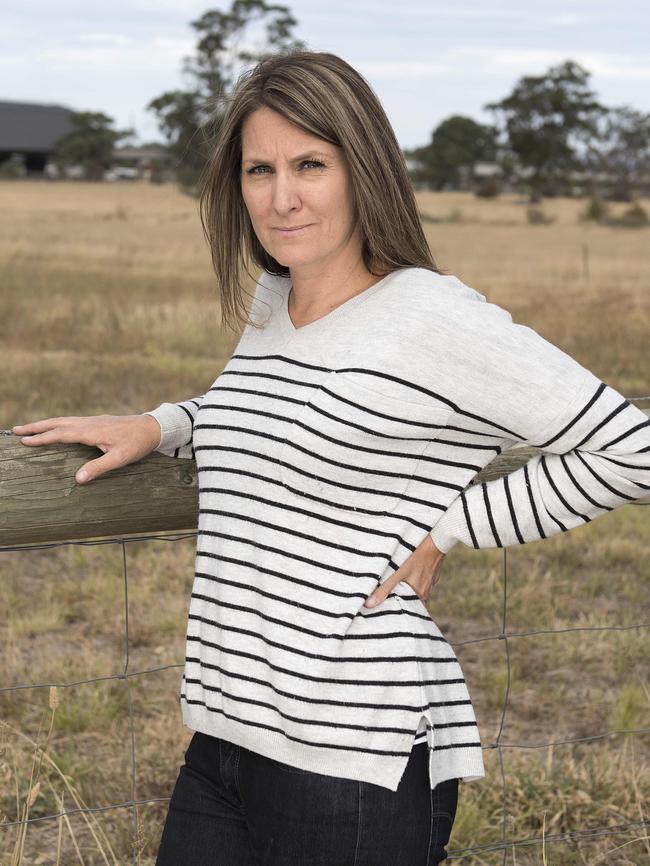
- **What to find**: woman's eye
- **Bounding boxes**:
[246,160,324,175]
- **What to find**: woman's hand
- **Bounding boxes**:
[11,414,162,485]
[364,534,445,608]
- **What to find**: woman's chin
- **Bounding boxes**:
[268,250,319,270]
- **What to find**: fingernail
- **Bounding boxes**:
[76,470,88,483]
[365,597,377,608]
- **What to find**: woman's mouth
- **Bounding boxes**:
[274,224,313,236]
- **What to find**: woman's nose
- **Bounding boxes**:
[272,171,301,213]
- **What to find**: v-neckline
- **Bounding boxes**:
[280,270,403,336]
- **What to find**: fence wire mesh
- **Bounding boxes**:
[1,394,649,864]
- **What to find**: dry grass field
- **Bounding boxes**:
[0,180,648,865]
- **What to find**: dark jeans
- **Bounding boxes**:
[155,730,459,865]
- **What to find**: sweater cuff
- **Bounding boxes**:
[429,497,467,554]
[140,404,193,453]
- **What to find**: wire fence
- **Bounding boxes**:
[1,393,649,864]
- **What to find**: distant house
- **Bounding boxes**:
[0,100,75,174]
[472,161,502,180]
[109,144,174,182]
[403,154,431,191]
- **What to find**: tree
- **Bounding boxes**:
[51,112,134,181]
[485,60,605,201]
[586,105,650,201]
[405,115,497,190]
[147,0,306,190]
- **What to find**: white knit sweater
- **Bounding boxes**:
[143,267,650,792]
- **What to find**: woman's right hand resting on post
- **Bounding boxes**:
[11,414,162,485]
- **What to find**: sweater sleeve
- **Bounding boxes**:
[140,394,206,459]
[428,296,650,554]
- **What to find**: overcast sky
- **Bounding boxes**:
[3,0,650,149]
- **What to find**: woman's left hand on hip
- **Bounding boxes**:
[363,534,446,608]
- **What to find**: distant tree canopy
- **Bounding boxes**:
[147,0,306,190]
[52,112,133,180]
[404,115,497,190]
[410,60,650,200]
[484,60,606,200]
[586,105,650,201]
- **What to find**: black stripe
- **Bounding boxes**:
[203,386,305,409]
[198,459,462,508]
[197,439,483,480]
[198,484,444,537]
[196,543,387,586]
[194,685,470,737]
[598,454,650,471]
[199,511,399,561]
[187,612,459,664]
[185,639,467,687]
[191,592,449,642]
[431,741,482,752]
[559,453,609,508]
[601,417,650,449]
[183,672,472,713]
[482,482,502,546]
[524,462,546,539]
[575,451,633,502]
[540,455,589,520]
[461,492,478,548]
[179,403,196,425]
[331,366,458,411]
[503,475,524,544]
[231,351,331,373]
[538,382,606,448]
[194,567,437,623]
[572,398,629,450]
[179,694,479,758]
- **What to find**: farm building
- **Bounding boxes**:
[0,100,75,174]
[0,99,173,180]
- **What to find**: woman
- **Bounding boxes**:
[13,51,650,865]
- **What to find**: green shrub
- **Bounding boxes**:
[617,201,649,227]
[527,206,555,225]
[474,176,501,198]
[581,196,609,222]
[0,154,26,179]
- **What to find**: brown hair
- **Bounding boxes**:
[199,49,440,333]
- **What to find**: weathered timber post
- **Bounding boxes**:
[0,432,198,545]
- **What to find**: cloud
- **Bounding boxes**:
[359,60,453,78]
[361,47,650,84]
[77,32,132,47]
[9,33,195,74]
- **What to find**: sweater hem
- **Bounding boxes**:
[180,699,486,792]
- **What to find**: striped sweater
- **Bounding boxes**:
[143,267,650,792]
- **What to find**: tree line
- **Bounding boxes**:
[50,0,650,203]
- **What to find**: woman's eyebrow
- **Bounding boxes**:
[241,151,330,165]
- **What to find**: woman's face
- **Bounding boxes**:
[240,106,361,274]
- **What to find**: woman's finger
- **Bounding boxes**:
[12,418,65,435]
[75,451,125,484]
[14,425,92,446]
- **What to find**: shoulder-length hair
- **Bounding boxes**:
[199,49,440,333]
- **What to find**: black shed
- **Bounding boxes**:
[0,100,75,173]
